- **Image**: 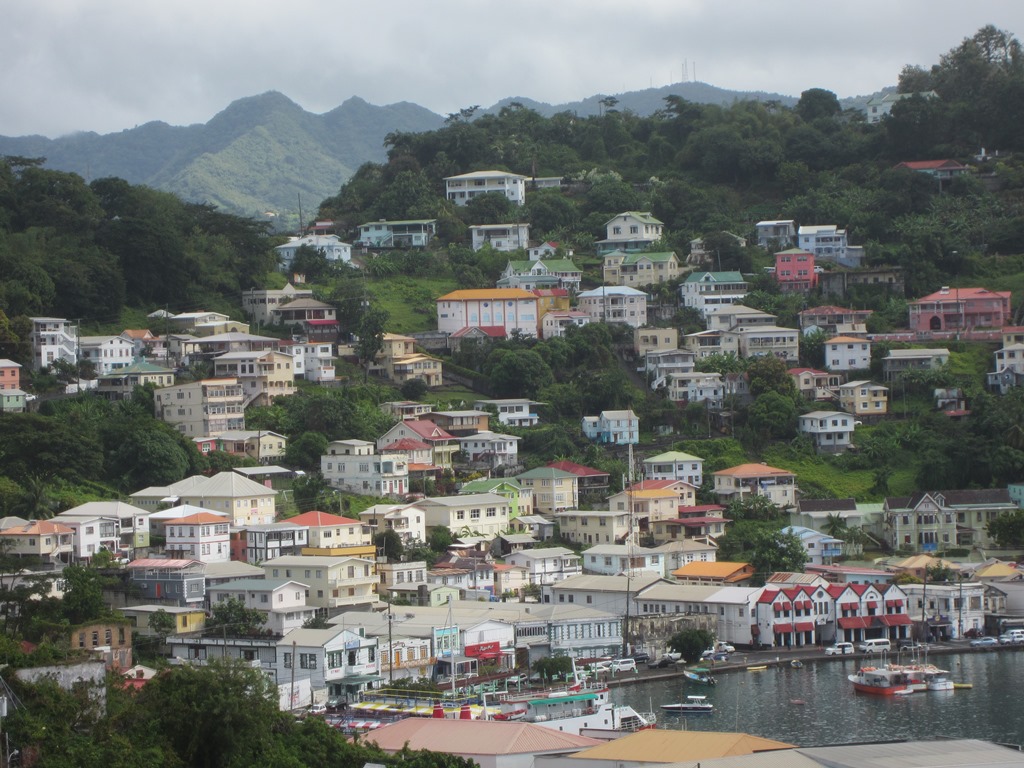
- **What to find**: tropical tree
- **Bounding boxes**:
[667,628,715,663]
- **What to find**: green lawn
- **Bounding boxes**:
[366,276,459,334]
[761,445,918,502]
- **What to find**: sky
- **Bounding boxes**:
[3,0,1024,139]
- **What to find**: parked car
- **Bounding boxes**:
[610,658,637,673]
[998,629,1024,645]
[647,656,676,669]
[970,636,998,648]
[825,642,855,656]
[630,650,651,663]
[963,627,984,639]
[325,697,346,713]
[306,703,327,717]
[701,650,729,661]
[712,641,736,653]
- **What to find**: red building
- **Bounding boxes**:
[908,286,1012,333]
[774,248,817,292]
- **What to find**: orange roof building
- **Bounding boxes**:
[672,560,756,585]
[713,463,797,508]
[436,289,540,338]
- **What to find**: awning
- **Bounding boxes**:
[866,601,877,609]
[794,622,815,632]
[876,614,913,626]
[528,693,596,706]
[885,599,898,608]
[340,674,383,685]
[802,600,813,610]
[838,617,870,629]
[773,623,793,633]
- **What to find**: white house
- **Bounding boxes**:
[826,336,872,372]
[755,220,797,249]
[275,626,379,700]
[581,544,664,577]
[445,170,527,207]
[320,439,409,498]
[469,223,530,252]
[241,284,315,325]
[576,286,648,328]
[275,234,352,271]
[163,511,231,563]
[798,411,856,454]
[456,431,521,470]
[644,451,704,487]
[29,317,78,371]
[505,547,582,586]
[663,371,724,407]
[359,504,427,545]
[435,289,539,338]
[78,336,134,375]
[415,494,512,538]
[680,272,749,317]
[357,219,437,248]
[53,515,120,562]
[472,399,541,428]
[540,310,591,339]
[208,578,316,636]
[797,225,848,265]
[581,409,639,445]
[779,526,844,567]
[596,211,664,254]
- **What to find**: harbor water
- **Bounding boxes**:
[612,650,1024,746]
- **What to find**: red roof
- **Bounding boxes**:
[287,510,362,527]
[532,288,569,297]
[794,621,815,632]
[381,438,432,451]
[672,516,728,526]
[896,159,967,171]
[838,617,871,629]
[398,419,455,441]
[546,460,609,478]
[677,504,726,514]
[876,614,913,626]
[772,623,793,633]
[913,286,1011,303]
[627,479,682,491]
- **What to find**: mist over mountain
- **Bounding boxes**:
[0,82,879,224]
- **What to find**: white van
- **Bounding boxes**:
[999,629,1024,645]
[857,638,892,653]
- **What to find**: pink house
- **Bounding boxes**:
[0,359,21,391]
[908,287,1012,333]
[774,249,817,292]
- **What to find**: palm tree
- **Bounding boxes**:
[822,513,849,540]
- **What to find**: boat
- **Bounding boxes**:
[489,662,656,737]
[682,667,717,686]
[953,682,973,690]
[848,663,954,696]
[747,665,768,672]
[661,695,714,714]
[790,659,804,669]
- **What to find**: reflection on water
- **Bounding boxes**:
[613,651,1024,746]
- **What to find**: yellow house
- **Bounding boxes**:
[286,510,375,559]
[515,467,579,513]
[554,509,631,546]
[0,519,74,562]
[120,604,207,636]
[838,380,889,418]
[607,480,696,522]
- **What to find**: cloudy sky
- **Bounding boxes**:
[3,0,1023,138]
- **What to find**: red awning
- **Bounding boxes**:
[884,599,897,608]
[794,622,815,632]
[841,602,857,610]
[877,614,913,626]
[866,601,877,609]
[804,600,814,610]
[838,617,870,629]
[773,623,793,634]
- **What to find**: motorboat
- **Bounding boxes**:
[849,663,954,696]
[682,667,716,686]
[661,695,714,714]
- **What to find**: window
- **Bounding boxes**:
[300,653,317,669]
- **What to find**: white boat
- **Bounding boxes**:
[661,695,714,714]
[848,663,954,696]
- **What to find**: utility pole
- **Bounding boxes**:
[957,573,964,640]
[289,639,297,710]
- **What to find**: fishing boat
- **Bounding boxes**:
[747,665,768,672]
[661,695,714,714]
[790,659,804,669]
[682,667,717,686]
[848,663,954,696]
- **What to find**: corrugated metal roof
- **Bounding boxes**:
[363,718,603,755]
[569,729,794,762]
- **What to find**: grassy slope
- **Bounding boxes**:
[366,276,460,334]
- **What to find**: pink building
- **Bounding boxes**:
[908,287,1012,333]
[774,249,817,292]
[0,359,21,391]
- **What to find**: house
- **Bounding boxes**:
[908,286,1012,333]
[377,419,458,469]
[78,335,134,375]
[864,90,938,122]
[29,317,78,371]
[208,578,316,635]
[722,324,799,361]
[444,170,527,207]
[241,284,315,325]
[127,558,207,606]
[473,398,541,428]
[119,328,165,359]
[121,605,206,637]
[788,367,842,401]
[200,430,286,464]
[575,286,648,328]
[797,226,848,265]
[263,556,377,612]
[672,561,755,585]
[61,500,151,551]
[505,547,582,586]
[663,370,724,407]
[838,380,889,419]
[470,223,531,252]
[773,248,818,292]
[275,626,379,699]
[899,580,985,639]
[280,336,338,382]
[642,348,694,385]
[546,460,610,497]
[581,409,639,445]
[652,537,719,570]
[163,512,231,563]
[357,218,437,248]
[275,234,352,271]
[415,494,512,538]
[515,467,579,514]
[527,240,568,260]
[428,410,490,436]
[241,522,309,564]
[755,219,797,249]
[0,519,74,562]
[211,350,295,407]
[52,514,120,562]
[820,266,904,298]
[579,546,664,577]
[687,231,748,266]
[824,336,872,372]
[988,343,1024,394]
[595,211,665,254]
[154,378,246,437]
[799,305,872,336]
[886,489,1016,551]
[498,259,582,291]
[96,359,175,401]
[602,250,681,287]
[680,271,750,316]
[780,526,843,566]
[456,431,521,470]
[360,503,429,551]
[713,463,798,508]
[540,309,591,338]
[705,304,777,331]
[380,400,434,421]
[285,510,372,555]
[895,159,970,180]
[554,509,631,546]
[321,439,409,498]
[643,451,704,487]
[69,620,133,669]
[882,348,950,381]
[436,288,539,338]
[0,358,24,401]
[270,297,338,338]
[649,507,728,542]
[634,327,679,359]
[608,480,697,530]
[798,411,856,454]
